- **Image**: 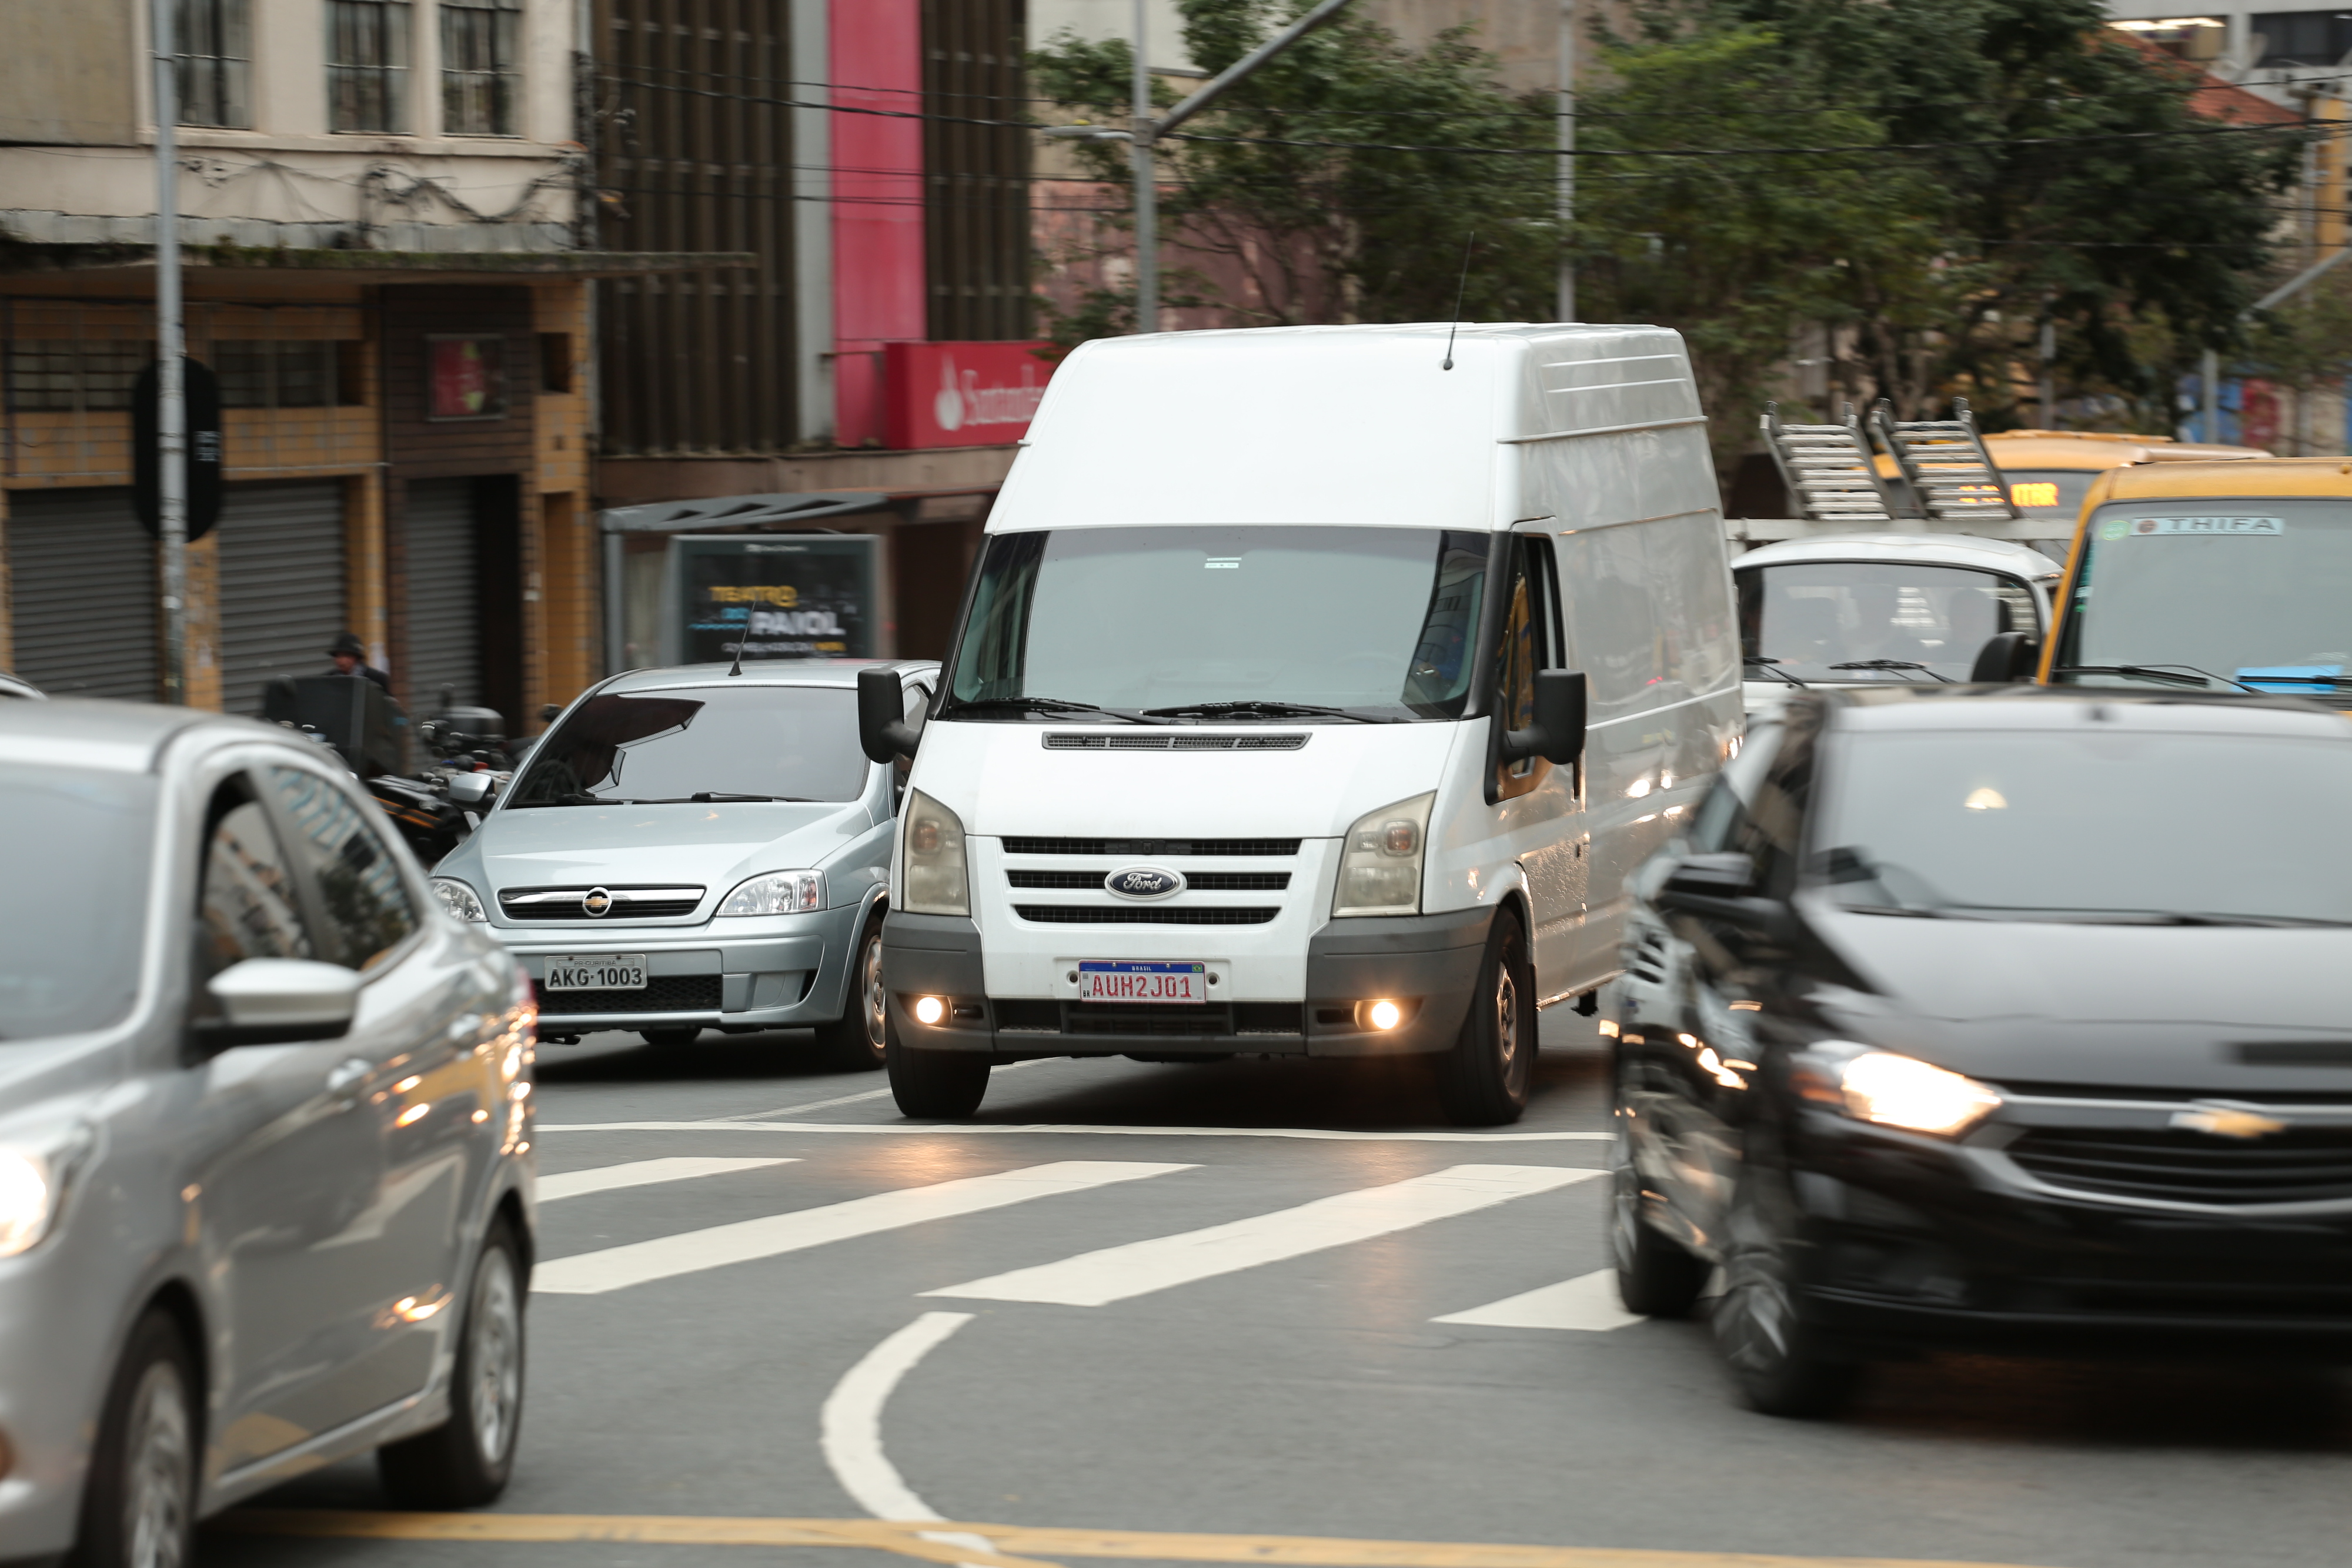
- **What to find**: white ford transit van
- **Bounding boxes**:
[860,323,1741,1124]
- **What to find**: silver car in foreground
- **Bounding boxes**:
[428,660,936,1067]
[0,701,536,1568]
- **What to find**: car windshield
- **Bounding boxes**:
[943,526,1489,721]
[2055,499,2352,694]
[508,684,867,805]
[0,763,156,1038]
[1738,561,2036,685]
[1814,728,2352,925]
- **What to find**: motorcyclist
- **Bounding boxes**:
[326,631,393,694]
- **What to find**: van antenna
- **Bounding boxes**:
[1441,232,1476,371]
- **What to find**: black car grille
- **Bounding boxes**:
[1001,837,1301,857]
[991,999,1304,1037]
[2006,1125,2352,1206]
[501,885,705,920]
[1626,927,1670,985]
[1013,905,1280,925]
[536,975,723,1015]
[1006,870,1291,891]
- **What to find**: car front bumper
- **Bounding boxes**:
[483,902,870,1034]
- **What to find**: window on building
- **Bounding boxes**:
[2250,11,2352,68]
[538,332,572,394]
[216,342,346,409]
[175,0,252,129]
[329,0,410,133]
[442,0,522,136]
[2109,16,2226,61]
[5,341,153,413]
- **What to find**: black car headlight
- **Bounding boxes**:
[1799,1041,2002,1138]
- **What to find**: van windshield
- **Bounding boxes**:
[943,527,1489,721]
[2055,500,2352,695]
[0,763,155,1039]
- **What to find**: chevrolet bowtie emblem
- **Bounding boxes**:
[2170,1103,2287,1140]
[582,887,614,918]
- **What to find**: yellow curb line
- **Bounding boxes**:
[213,1510,2066,1568]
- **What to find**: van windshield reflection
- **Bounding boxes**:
[943,526,1489,721]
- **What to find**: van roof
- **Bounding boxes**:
[2091,458,2352,503]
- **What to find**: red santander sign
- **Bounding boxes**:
[883,340,1055,450]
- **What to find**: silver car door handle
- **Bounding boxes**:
[326,1058,372,1104]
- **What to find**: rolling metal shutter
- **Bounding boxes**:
[6,487,157,700]
[404,477,479,709]
[218,480,346,717]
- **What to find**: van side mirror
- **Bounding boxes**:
[1501,669,1588,767]
[858,668,925,765]
[447,771,497,807]
[1970,632,2041,683]
[197,958,360,1050]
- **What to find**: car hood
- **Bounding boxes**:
[1800,903,2352,1093]
[0,1037,111,1120]
[448,800,877,904]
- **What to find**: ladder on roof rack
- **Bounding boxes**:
[1869,398,2020,524]
[1760,402,1897,524]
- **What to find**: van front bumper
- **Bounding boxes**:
[881,908,1492,1058]
[486,902,869,1034]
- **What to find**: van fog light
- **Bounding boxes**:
[913,995,947,1025]
[1354,998,1417,1032]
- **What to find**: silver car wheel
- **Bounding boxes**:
[1492,962,1521,1075]
[861,928,887,1050]
[124,1360,193,1568]
[467,1247,523,1465]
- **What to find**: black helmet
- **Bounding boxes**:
[327,632,366,659]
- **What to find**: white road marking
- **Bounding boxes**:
[926,1164,1605,1308]
[820,1311,996,1565]
[536,1156,798,1203]
[711,1061,1057,1124]
[1432,1269,1642,1332]
[539,1121,1611,1142]
[533,1161,1195,1295]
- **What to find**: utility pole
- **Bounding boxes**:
[1557,1,1575,323]
[151,0,187,704]
[1046,0,1358,335]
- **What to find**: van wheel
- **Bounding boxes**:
[379,1220,526,1507]
[1436,909,1535,1125]
[886,1021,990,1118]
[1713,1168,1860,1418]
[71,1310,197,1568]
[1611,1115,1706,1316]
[813,912,888,1072]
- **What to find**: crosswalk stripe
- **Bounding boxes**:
[537,1157,799,1204]
[924,1164,1603,1308]
[1431,1269,1641,1332]
[533,1161,1197,1296]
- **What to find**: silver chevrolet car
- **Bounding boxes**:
[0,700,536,1568]
[428,660,937,1065]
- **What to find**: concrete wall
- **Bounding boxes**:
[0,0,139,144]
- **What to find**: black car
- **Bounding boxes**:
[1607,685,2352,1416]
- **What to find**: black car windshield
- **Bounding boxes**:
[509,685,867,805]
[2056,500,2352,694]
[1738,561,2037,684]
[944,526,1489,720]
[0,763,155,1038]
[1815,729,2352,925]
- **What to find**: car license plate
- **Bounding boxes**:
[543,954,648,991]
[1077,960,1207,1004]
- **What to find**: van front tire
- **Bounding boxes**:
[886,1020,991,1118]
[1436,908,1535,1126]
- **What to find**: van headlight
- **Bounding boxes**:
[902,790,970,916]
[719,870,827,916]
[432,878,487,922]
[0,1124,94,1259]
[1332,791,1436,917]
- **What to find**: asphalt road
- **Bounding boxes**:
[205,1012,2352,1568]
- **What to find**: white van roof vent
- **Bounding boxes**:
[1044,733,1310,751]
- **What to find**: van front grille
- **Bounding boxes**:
[985,1000,1307,1037]
[1001,837,1301,857]
[1007,870,1291,891]
[1013,905,1280,925]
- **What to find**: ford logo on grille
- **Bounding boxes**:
[582,887,614,918]
[1105,866,1185,900]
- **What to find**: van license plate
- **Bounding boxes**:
[1077,961,1207,1004]
[544,954,648,991]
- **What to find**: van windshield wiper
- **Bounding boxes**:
[1744,656,1808,688]
[1140,700,1382,722]
[939,696,1159,724]
[2050,664,2260,693]
[1829,660,1954,684]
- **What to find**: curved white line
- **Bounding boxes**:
[822,1311,993,1559]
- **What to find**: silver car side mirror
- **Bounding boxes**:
[199,958,361,1049]
[447,771,497,807]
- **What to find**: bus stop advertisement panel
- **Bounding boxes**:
[676,534,881,664]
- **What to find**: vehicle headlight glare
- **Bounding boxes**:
[0,1152,52,1258]
[913,995,947,1025]
[1839,1051,2001,1136]
[1334,791,1436,918]
[902,790,970,917]
[719,870,827,917]
[432,877,487,922]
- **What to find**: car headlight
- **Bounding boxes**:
[1332,791,1435,917]
[719,870,827,917]
[901,789,969,916]
[1838,1050,2001,1136]
[432,877,487,922]
[0,1125,94,1259]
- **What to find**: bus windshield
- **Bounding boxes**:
[2055,500,2352,695]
